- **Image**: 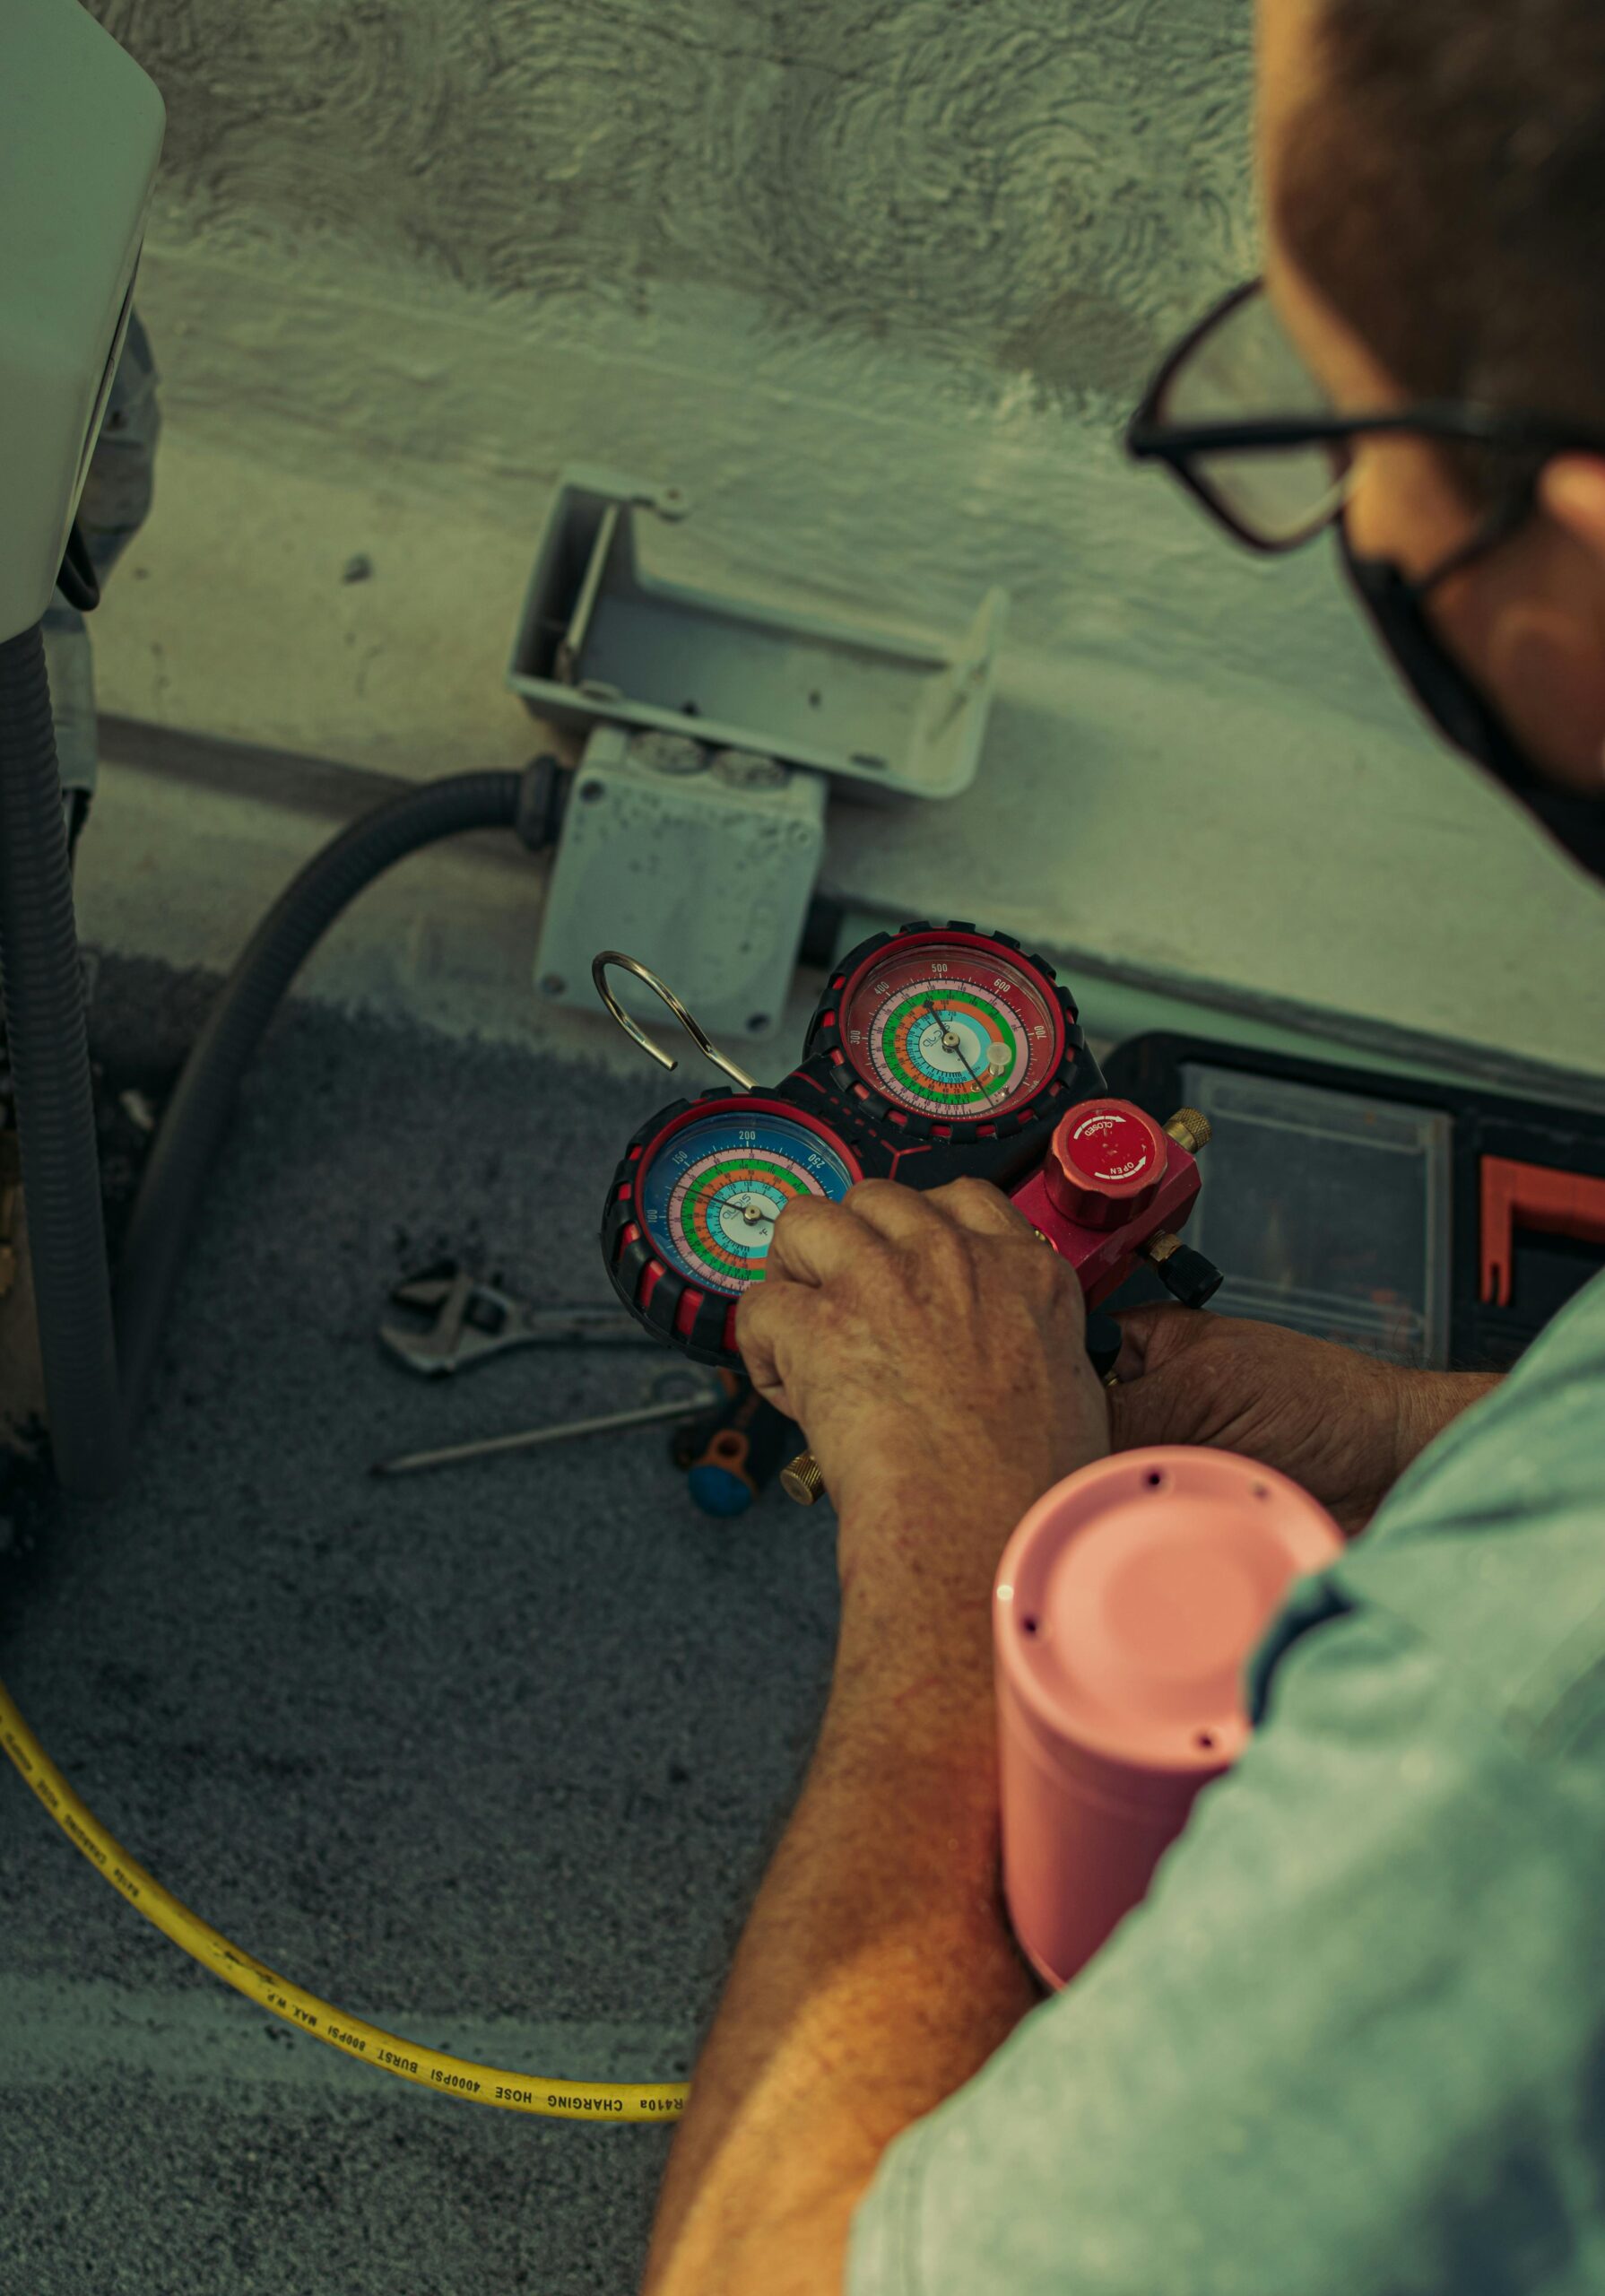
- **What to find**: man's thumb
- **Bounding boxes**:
[1106,1306,1219,1453]
[1110,1301,1207,1383]
[1106,1363,1176,1454]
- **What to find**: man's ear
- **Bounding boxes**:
[1540,456,1605,572]
[1472,457,1605,792]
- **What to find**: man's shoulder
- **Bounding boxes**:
[1325,1269,1605,1754]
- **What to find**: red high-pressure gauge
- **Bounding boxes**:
[808,924,1091,1140]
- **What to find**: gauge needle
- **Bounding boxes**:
[922,997,1002,1100]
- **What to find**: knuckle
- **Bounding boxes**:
[933,1175,1019,1231]
[945,1175,1001,1207]
[924,1222,976,1282]
[930,1175,992,1213]
[845,1177,905,1212]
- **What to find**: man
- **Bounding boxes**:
[641,3,1605,2290]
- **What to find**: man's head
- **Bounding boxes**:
[1258,0,1605,798]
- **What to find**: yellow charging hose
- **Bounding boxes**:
[0,1677,689,2123]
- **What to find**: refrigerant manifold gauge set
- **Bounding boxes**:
[594,924,1223,1415]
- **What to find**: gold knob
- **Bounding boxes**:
[781,1450,826,1507]
[1164,1108,1210,1156]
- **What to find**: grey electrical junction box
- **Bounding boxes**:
[534,726,828,1043]
[514,470,1010,1044]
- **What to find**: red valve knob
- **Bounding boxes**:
[1044,1100,1169,1232]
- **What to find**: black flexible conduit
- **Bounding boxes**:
[114,765,528,1434]
[0,614,553,1496]
[0,625,125,1495]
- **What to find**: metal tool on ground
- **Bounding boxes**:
[594,926,1222,1510]
[379,1259,652,1377]
[372,1365,724,1478]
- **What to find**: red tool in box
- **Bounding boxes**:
[1480,1156,1605,1311]
[593,924,1224,1501]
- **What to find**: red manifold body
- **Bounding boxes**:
[1009,1100,1202,1308]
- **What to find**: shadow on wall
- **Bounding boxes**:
[97,0,1254,401]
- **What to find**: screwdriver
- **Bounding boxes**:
[372,1370,724,1478]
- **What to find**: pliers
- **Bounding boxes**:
[378,1259,652,1378]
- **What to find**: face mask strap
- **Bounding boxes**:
[1409,473,1541,602]
[1340,493,1605,880]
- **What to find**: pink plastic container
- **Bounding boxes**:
[993,1448,1344,1992]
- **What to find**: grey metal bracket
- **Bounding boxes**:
[507,468,1007,804]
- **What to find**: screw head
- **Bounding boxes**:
[632,734,707,777]
[781,1451,825,1506]
[711,748,787,791]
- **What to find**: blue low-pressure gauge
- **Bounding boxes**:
[638,1107,858,1296]
[603,1092,868,1364]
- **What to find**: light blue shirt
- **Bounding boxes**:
[848,1271,1605,2296]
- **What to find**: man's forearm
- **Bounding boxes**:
[640,1596,1039,2296]
[1394,1370,1503,1482]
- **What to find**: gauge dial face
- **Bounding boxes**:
[840,942,1062,1119]
[639,1110,857,1295]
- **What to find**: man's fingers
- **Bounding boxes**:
[835,1178,944,1247]
[1108,1306,1227,1451]
[771,1178,1028,1287]
[918,1175,1032,1239]
[734,1275,823,1419]
[1111,1304,1167,1383]
[1106,1365,1177,1453]
[766,1193,883,1288]
[1111,1302,1218,1383]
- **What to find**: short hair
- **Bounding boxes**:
[1278,0,1605,503]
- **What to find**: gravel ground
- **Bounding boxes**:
[0,957,843,2296]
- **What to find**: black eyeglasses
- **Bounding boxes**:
[1126,279,1605,565]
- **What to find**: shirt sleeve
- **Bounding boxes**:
[846,1587,1605,2296]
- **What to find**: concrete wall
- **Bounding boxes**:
[102,0,1254,389]
[90,0,1376,709]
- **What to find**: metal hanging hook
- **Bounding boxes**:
[591,952,759,1091]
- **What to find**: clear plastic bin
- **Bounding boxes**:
[1180,1063,1453,1369]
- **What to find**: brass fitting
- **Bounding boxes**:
[781,1450,826,1507]
[1164,1108,1211,1156]
[1142,1229,1182,1266]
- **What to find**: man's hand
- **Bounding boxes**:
[646,1181,1105,2296]
[1110,1306,1498,1536]
[737,1177,1109,1622]
[646,1168,1080,2296]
